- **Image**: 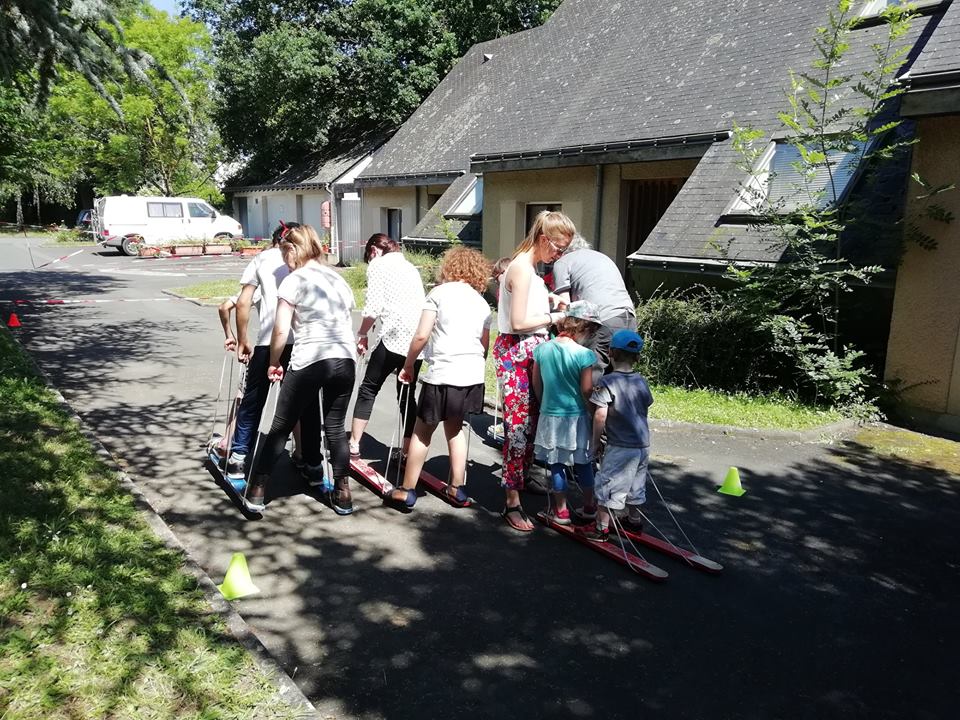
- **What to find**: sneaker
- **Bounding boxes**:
[545,506,571,526]
[573,505,597,523]
[228,477,247,494]
[576,522,609,543]
[523,471,549,496]
[244,475,267,512]
[486,423,504,441]
[622,515,644,534]
[300,463,329,490]
[226,452,246,480]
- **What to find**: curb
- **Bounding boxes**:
[2,326,320,719]
[161,288,221,307]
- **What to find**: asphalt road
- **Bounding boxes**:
[1,236,958,720]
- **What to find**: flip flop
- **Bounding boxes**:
[502,505,533,533]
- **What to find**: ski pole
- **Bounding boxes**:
[243,380,281,500]
[318,388,333,492]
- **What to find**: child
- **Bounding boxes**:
[578,330,653,542]
[532,301,601,524]
[387,247,492,508]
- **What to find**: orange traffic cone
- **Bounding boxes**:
[7,313,21,328]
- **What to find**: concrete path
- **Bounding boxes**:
[2,236,958,720]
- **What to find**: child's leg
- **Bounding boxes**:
[625,448,650,526]
[572,462,596,511]
[442,416,467,488]
[400,418,436,491]
[548,463,569,511]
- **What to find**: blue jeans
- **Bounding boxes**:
[549,462,595,493]
[231,345,291,456]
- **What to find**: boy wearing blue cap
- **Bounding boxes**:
[578,329,653,542]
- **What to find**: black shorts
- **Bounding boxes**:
[417,382,485,425]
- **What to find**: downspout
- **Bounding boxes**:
[593,164,604,248]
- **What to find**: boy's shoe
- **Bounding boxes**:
[622,515,644,534]
[576,522,609,543]
[226,452,246,479]
[545,506,571,526]
[573,505,597,523]
[228,477,247,494]
[301,463,331,491]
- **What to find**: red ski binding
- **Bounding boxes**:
[536,512,668,581]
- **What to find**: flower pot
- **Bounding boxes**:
[172,245,203,256]
[138,245,161,257]
[238,246,263,256]
[204,243,232,255]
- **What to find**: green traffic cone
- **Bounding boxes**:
[717,466,746,497]
[217,552,260,600]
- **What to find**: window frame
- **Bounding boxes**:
[858,0,943,18]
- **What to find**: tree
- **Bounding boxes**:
[726,0,917,410]
[0,0,179,114]
[184,0,560,177]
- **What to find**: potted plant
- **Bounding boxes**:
[171,238,204,256]
[138,244,162,257]
[204,236,233,255]
[232,238,268,256]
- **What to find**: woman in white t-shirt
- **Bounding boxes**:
[245,225,358,515]
[494,211,573,532]
[349,234,425,460]
[387,247,492,509]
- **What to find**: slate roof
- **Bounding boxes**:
[403,173,482,246]
[910,0,960,78]
[226,137,383,192]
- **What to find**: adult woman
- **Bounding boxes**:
[495,210,574,531]
[349,233,425,460]
[244,225,357,515]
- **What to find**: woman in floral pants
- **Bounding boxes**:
[495,210,576,531]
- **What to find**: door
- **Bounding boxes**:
[387,208,402,242]
[187,200,218,240]
[622,178,685,255]
[146,200,187,243]
[339,195,362,263]
[236,197,249,236]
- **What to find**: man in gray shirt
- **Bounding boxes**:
[551,235,636,375]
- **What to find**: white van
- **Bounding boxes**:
[93,195,244,255]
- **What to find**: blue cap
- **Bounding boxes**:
[610,329,644,353]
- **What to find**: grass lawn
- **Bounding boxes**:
[481,317,842,431]
[0,329,299,719]
[169,279,240,303]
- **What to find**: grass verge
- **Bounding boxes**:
[168,279,240,304]
[0,329,299,719]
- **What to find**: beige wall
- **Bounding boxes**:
[360,186,417,241]
[884,115,960,429]
[481,158,699,266]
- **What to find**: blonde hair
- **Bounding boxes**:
[282,225,326,269]
[438,247,492,292]
[514,210,577,258]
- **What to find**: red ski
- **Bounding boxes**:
[617,526,723,574]
[536,512,668,581]
[418,468,472,508]
[348,457,394,498]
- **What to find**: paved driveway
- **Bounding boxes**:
[2,236,958,719]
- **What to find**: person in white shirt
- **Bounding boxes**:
[349,234,425,459]
[245,225,357,515]
[228,222,296,483]
[387,247,492,509]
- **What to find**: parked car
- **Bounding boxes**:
[93,195,244,256]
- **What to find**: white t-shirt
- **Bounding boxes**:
[277,262,357,371]
[239,247,291,347]
[362,252,425,356]
[420,281,492,387]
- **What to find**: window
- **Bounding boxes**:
[450,178,483,216]
[147,201,184,218]
[387,208,402,241]
[725,140,866,217]
[188,201,214,218]
[859,0,941,18]
[525,203,561,234]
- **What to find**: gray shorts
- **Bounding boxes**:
[594,444,648,510]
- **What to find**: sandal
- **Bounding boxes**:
[387,487,417,509]
[444,484,469,505]
[502,505,533,533]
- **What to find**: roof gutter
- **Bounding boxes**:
[224,182,329,193]
[354,170,464,188]
[470,131,731,173]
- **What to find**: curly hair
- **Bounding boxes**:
[556,316,598,339]
[281,224,326,269]
[438,247,492,292]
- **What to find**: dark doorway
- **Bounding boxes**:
[623,178,685,255]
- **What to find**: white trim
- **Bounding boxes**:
[627,253,778,268]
